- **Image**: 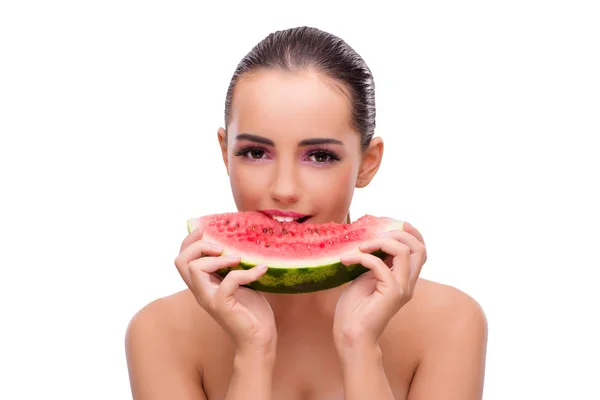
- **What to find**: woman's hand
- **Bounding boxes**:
[333,222,427,351]
[174,227,277,356]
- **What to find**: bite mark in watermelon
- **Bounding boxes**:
[186,211,404,294]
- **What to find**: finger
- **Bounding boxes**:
[180,225,204,252]
[358,238,411,286]
[215,264,269,302]
[189,254,241,274]
[175,241,223,287]
[340,252,394,286]
[377,230,422,253]
[176,239,223,273]
[376,230,427,285]
[359,237,410,258]
[189,255,242,306]
[399,221,425,245]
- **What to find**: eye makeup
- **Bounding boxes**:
[233,145,271,162]
[233,145,343,166]
[303,147,342,165]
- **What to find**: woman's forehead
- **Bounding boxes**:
[228,69,358,143]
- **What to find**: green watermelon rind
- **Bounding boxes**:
[186,216,403,294]
[212,249,388,294]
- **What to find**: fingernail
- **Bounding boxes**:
[228,254,241,260]
[359,241,374,250]
[377,231,390,237]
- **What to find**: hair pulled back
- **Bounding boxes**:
[224,26,376,150]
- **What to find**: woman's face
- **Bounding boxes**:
[218,69,382,225]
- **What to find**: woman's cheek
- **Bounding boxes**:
[229,163,263,209]
[302,165,356,213]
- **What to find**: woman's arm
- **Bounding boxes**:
[125,304,208,400]
[337,288,487,400]
[407,293,488,400]
[225,349,276,400]
[338,343,396,400]
[125,301,277,400]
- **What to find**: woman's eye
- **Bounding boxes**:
[310,152,330,163]
[248,149,265,159]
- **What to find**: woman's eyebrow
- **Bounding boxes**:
[298,138,344,146]
[235,133,344,147]
[235,133,274,146]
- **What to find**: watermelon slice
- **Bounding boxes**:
[186,211,404,294]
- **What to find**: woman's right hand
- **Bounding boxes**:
[174,226,277,356]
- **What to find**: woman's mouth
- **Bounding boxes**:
[270,215,311,223]
[259,210,312,223]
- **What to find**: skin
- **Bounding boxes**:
[125,68,488,399]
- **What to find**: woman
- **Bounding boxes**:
[125,26,488,400]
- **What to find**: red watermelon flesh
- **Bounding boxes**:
[186,211,404,293]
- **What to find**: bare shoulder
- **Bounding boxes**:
[396,279,488,399]
[125,289,221,399]
[410,278,487,332]
[125,289,204,352]
[384,278,487,355]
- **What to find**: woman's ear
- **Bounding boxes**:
[217,127,229,175]
[356,136,384,188]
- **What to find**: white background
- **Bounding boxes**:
[1,0,599,399]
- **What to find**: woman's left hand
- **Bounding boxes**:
[333,222,427,350]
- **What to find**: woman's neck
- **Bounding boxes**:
[264,284,347,328]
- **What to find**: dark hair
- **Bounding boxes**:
[224,26,376,151]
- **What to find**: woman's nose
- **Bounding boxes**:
[269,161,302,204]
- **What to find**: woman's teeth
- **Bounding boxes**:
[271,215,297,222]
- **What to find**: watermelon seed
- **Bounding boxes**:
[268,228,274,234]
[252,226,256,231]
[225,220,230,225]
[256,239,261,244]
[235,223,239,228]
[327,240,333,245]
[263,228,268,233]
[315,229,319,234]
[283,228,288,234]
[345,235,349,240]
[265,243,271,248]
